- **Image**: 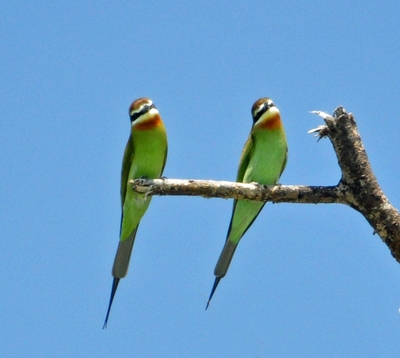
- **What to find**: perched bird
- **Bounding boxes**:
[206,98,288,309]
[103,98,168,328]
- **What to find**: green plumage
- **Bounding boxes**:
[119,122,167,243]
[104,98,167,328]
[207,98,287,308]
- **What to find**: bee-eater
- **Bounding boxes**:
[103,98,168,328]
[206,98,288,309]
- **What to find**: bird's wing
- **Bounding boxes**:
[120,134,134,210]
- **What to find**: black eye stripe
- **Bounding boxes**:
[130,103,155,121]
[253,101,274,122]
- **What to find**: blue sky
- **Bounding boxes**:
[1,1,400,357]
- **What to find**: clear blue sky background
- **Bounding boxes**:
[1,1,400,357]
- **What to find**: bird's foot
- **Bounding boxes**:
[249,181,261,186]
[144,185,154,200]
[134,176,149,186]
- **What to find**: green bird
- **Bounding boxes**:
[103,98,168,328]
[206,98,288,308]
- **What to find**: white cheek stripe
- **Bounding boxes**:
[133,107,159,125]
[130,100,154,117]
[255,106,280,126]
[253,100,274,117]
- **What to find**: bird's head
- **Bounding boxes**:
[251,98,281,130]
[129,98,158,124]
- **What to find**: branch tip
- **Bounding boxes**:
[310,110,334,121]
[308,125,329,140]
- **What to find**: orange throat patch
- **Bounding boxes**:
[260,113,282,130]
[134,114,163,130]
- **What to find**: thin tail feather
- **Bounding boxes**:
[103,278,120,329]
[206,277,222,310]
[104,227,138,328]
[206,241,238,309]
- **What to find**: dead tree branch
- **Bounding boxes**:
[131,107,400,263]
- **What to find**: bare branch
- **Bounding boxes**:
[310,108,400,262]
[131,107,400,263]
[132,178,346,204]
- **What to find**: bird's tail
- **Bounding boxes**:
[103,228,137,328]
[206,277,221,310]
[112,229,137,278]
[206,240,238,309]
[214,239,237,278]
[103,278,120,329]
